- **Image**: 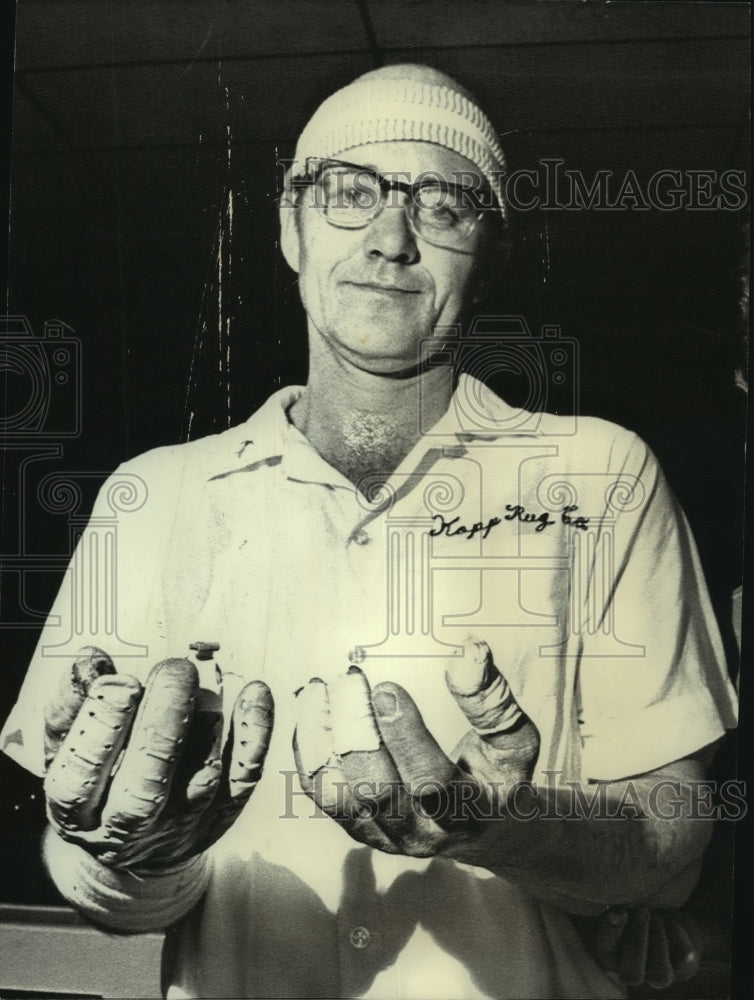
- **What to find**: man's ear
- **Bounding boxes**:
[279,194,301,273]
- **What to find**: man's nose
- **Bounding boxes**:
[364,198,418,263]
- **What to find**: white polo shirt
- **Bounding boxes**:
[2,376,737,999]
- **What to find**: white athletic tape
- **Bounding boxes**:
[463,668,523,735]
[447,640,523,735]
[328,671,382,757]
[295,682,335,777]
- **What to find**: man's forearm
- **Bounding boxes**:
[460,764,713,915]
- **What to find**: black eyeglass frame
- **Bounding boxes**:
[292,156,495,251]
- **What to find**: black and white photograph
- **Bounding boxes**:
[0,2,749,998]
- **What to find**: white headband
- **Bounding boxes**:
[292,77,508,221]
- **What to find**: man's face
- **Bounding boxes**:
[282,141,489,375]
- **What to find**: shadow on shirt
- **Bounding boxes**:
[162,846,614,998]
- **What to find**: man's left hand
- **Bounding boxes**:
[293,639,539,865]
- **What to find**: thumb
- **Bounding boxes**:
[445,638,527,745]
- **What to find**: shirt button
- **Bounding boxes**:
[352,529,371,546]
[349,926,371,949]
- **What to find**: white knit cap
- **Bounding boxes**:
[291,64,508,221]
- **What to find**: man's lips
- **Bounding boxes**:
[342,280,422,294]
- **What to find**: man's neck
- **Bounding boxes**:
[289,336,453,493]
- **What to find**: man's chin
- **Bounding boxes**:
[325,321,446,368]
[339,341,449,380]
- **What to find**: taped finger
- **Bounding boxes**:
[45,674,142,833]
[445,639,524,744]
[228,680,274,801]
[172,688,224,811]
[330,668,401,805]
[294,682,397,851]
[294,679,334,781]
[43,647,117,769]
[100,658,199,840]
[293,680,360,817]
[206,681,275,844]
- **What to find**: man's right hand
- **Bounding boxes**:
[43,647,274,871]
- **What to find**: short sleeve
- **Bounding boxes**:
[0,448,193,777]
[576,433,738,781]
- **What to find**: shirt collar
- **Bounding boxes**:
[205,375,539,485]
[205,385,303,482]
[416,373,542,442]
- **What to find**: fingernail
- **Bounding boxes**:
[373,689,398,720]
[309,676,325,685]
[347,664,362,676]
[293,685,304,698]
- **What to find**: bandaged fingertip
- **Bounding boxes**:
[446,639,523,735]
[446,638,496,695]
[329,668,381,756]
[229,681,274,797]
[45,676,143,832]
[294,680,334,777]
[43,647,119,767]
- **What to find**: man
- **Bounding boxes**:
[1,64,738,998]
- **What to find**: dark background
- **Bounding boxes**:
[0,1,750,994]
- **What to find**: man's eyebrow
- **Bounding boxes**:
[336,159,485,193]
[340,161,414,177]
[321,158,377,171]
[343,161,385,175]
[354,164,467,184]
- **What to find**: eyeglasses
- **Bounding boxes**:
[294,157,492,252]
